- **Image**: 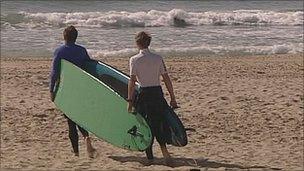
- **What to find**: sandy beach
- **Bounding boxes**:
[1,54,303,170]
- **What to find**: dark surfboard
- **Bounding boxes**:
[84,60,188,147]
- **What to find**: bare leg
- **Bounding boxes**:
[84,136,96,158]
[160,144,171,159]
[78,125,96,158]
[160,144,173,166]
[145,145,154,160]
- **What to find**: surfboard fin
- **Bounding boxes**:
[127,126,143,137]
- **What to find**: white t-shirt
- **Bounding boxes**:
[129,49,167,87]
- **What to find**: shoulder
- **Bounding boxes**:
[54,44,66,56]
[149,52,163,61]
[55,44,66,52]
[75,44,87,51]
[130,53,142,63]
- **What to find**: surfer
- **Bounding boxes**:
[127,31,178,163]
[49,25,96,158]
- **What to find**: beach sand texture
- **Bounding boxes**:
[1,54,303,170]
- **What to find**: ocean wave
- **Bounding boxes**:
[88,43,303,58]
[2,9,303,28]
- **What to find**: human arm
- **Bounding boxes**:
[49,50,60,102]
[159,59,178,108]
[127,75,137,113]
[162,73,178,108]
[127,57,138,113]
[84,48,94,61]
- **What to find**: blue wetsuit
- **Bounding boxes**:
[49,42,91,92]
[49,42,92,154]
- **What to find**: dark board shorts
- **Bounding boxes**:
[135,86,168,145]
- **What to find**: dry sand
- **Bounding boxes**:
[1,54,303,171]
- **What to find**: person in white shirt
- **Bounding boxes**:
[127,31,178,162]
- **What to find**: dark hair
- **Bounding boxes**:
[63,25,78,43]
[135,31,151,48]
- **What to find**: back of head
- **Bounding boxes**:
[63,25,78,43]
[135,31,151,49]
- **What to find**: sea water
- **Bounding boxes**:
[1,0,303,58]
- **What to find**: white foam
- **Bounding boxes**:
[87,43,303,58]
[88,48,138,58]
[271,44,291,54]
[1,22,16,30]
[17,9,303,28]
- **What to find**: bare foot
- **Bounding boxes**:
[160,145,171,159]
[87,148,97,158]
[163,153,171,159]
[164,157,174,166]
[144,159,154,166]
[85,137,97,158]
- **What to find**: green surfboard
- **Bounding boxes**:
[54,59,152,151]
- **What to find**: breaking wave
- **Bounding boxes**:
[88,43,303,58]
[2,9,303,28]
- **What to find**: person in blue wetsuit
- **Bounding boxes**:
[49,25,96,158]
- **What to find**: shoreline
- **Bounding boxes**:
[1,53,303,170]
[1,52,303,60]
